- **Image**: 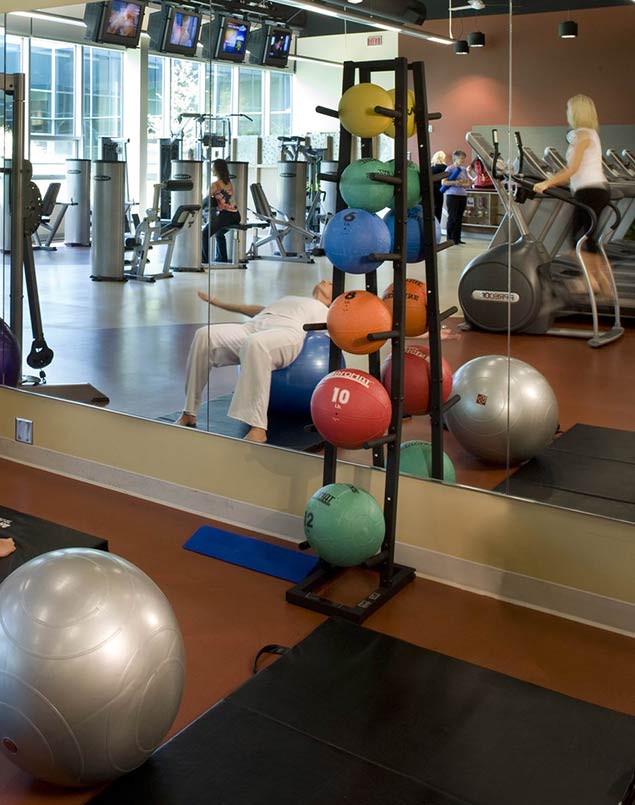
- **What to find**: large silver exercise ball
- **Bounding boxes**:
[444,355,558,464]
[0,548,185,787]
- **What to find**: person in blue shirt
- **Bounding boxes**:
[441,150,471,245]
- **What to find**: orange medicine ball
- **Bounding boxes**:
[382,278,428,337]
[326,290,393,354]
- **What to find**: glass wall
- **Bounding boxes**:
[4,1,630,531]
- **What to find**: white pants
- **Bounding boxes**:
[183,319,305,430]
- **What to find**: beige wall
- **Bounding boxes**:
[1,386,633,609]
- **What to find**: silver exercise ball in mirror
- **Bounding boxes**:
[444,355,559,464]
[0,548,185,787]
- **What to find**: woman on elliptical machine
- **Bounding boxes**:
[533,94,612,296]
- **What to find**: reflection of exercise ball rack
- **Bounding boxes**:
[286,57,458,623]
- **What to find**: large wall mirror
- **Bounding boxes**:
[0,2,632,524]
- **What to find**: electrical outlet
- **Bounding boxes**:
[15,418,33,444]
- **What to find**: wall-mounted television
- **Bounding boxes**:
[262,26,292,68]
[84,0,146,49]
[161,6,202,57]
[214,18,250,63]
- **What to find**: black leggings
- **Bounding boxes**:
[445,195,467,244]
[202,210,241,262]
[572,186,610,253]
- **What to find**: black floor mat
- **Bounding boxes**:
[496,423,635,522]
[550,423,635,465]
[159,394,324,452]
[0,504,108,582]
[23,382,110,405]
[91,619,635,805]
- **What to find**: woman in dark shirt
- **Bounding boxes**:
[202,159,241,264]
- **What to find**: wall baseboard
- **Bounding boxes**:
[2,438,633,638]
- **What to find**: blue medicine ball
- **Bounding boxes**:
[383,206,441,263]
[0,318,21,387]
[269,332,344,417]
[322,209,391,274]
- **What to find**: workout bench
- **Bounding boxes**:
[246,183,319,264]
[32,183,71,252]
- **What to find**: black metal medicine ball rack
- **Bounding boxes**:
[286,57,459,623]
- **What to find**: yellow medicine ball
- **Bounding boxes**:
[384,88,417,139]
[338,83,394,138]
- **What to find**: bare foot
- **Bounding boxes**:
[175,413,196,427]
[0,537,16,558]
[244,427,267,443]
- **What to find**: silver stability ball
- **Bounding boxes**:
[444,355,559,464]
[0,548,185,787]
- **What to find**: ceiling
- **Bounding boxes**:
[311,0,633,22]
[293,0,634,38]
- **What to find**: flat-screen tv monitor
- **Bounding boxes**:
[85,0,146,48]
[262,26,292,68]
[162,6,202,57]
[214,18,250,63]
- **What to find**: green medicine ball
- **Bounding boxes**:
[385,159,421,209]
[400,440,456,483]
[340,158,394,213]
[304,483,385,567]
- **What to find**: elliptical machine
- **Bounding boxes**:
[458,129,623,348]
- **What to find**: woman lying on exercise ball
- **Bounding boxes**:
[175,280,333,443]
[533,94,613,296]
[201,158,241,264]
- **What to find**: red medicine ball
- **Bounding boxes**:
[381,345,453,416]
[310,368,392,449]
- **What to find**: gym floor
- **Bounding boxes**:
[9,234,634,495]
[1,459,635,804]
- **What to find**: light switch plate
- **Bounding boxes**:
[15,418,33,444]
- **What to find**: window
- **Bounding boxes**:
[148,55,165,137]
[170,58,204,156]
[82,47,123,160]
[237,68,262,136]
[0,38,23,137]
[269,72,292,136]
[30,42,75,137]
[210,64,233,118]
[147,55,168,195]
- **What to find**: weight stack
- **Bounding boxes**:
[65,159,91,246]
[226,161,248,262]
[277,160,308,255]
[90,161,126,281]
[170,159,203,272]
[320,160,338,233]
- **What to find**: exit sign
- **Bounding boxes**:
[367,35,383,46]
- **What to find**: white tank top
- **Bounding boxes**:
[257,296,328,329]
[566,128,607,193]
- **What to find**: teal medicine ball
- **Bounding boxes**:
[385,159,421,209]
[304,483,385,567]
[339,158,394,213]
[400,440,456,483]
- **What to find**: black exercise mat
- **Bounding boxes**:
[0,505,108,583]
[550,423,635,465]
[91,619,635,805]
[25,382,110,405]
[495,423,635,522]
[90,699,458,805]
[496,477,635,522]
[159,394,324,452]
[501,451,635,505]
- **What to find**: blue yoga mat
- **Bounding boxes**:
[184,525,320,583]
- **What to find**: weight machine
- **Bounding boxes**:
[2,73,54,382]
